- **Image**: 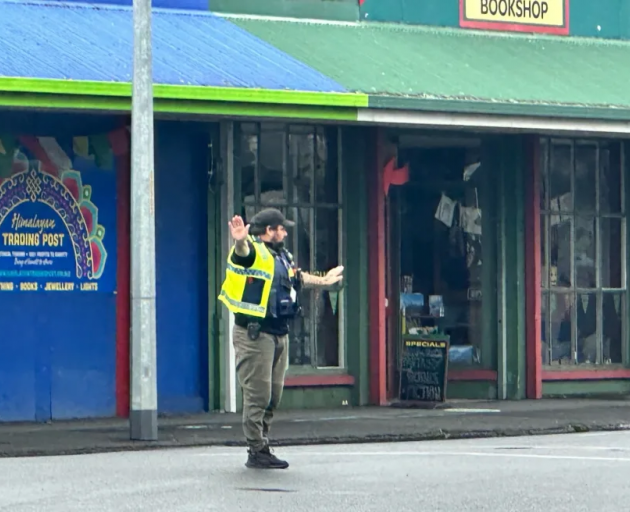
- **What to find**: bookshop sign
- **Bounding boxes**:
[460,0,569,35]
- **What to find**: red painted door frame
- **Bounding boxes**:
[525,136,542,399]
[368,128,387,405]
[115,121,132,417]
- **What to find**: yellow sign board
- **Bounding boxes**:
[460,0,569,35]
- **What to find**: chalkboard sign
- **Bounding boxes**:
[399,336,449,402]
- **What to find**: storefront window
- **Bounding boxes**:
[236,123,343,368]
[397,141,488,367]
[540,139,626,366]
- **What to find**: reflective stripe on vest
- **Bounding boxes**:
[226,262,273,281]
[218,290,266,316]
[218,237,275,318]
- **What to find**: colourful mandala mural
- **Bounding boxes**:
[0,130,125,292]
[0,161,107,280]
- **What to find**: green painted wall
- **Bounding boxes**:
[213,0,630,40]
[447,381,498,399]
[360,0,630,39]
[543,380,630,396]
[482,135,527,399]
[342,127,371,406]
[280,387,354,409]
[361,0,457,26]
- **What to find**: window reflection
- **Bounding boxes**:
[539,139,626,366]
[601,218,622,289]
[603,293,623,364]
[574,145,596,213]
[542,292,573,365]
[236,123,342,368]
[398,144,485,367]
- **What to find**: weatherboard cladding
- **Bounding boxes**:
[232,18,630,110]
[0,0,345,93]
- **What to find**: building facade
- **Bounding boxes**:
[0,0,629,422]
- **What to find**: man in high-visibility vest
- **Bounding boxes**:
[219,208,343,469]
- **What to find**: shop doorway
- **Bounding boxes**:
[385,133,489,400]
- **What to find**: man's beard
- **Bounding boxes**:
[269,240,285,252]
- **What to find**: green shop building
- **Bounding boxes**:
[0,0,629,422]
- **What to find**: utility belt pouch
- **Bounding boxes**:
[247,322,261,341]
[278,298,297,317]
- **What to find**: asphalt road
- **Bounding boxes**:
[1,431,629,512]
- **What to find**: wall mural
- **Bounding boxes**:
[0,129,125,293]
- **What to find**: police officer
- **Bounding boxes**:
[219,208,344,469]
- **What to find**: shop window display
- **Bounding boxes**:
[397,143,490,368]
[540,139,626,366]
[236,123,343,368]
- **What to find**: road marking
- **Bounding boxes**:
[445,408,501,413]
[194,450,630,462]
[492,445,630,452]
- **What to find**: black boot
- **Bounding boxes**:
[245,446,289,469]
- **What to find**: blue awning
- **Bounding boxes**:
[0,0,346,93]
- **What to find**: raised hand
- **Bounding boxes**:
[229,215,250,241]
[322,266,344,285]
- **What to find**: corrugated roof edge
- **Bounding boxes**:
[2,0,223,17]
[2,77,629,122]
[368,96,630,121]
[0,77,369,108]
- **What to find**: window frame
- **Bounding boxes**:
[234,121,346,370]
[539,137,627,368]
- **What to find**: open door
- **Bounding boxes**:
[385,188,402,400]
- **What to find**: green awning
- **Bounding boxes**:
[231,17,630,120]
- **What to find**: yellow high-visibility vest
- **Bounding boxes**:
[218,236,276,318]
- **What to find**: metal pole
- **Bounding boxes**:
[130,0,158,441]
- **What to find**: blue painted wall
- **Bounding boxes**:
[0,113,210,422]
[154,120,209,414]
[0,112,121,422]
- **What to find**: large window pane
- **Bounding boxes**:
[315,127,339,204]
[236,123,343,369]
[549,143,572,212]
[600,144,622,214]
[574,144,597,213]
[603,293,624,364]
[550,217,572,288]
[576,292,597,363]
[315,207,340,367]
[289,207,313,365]
[259,130,286,204]
[540,215,547,287]
[539,139,548,211]
[601,217,623,289]
[292,208,312,271]
[289,132,313,206]
[540,138,626,368]
[574,217,596,289]
[239,131,257,204]
[547,292,574,364]
[315,208,339,271]
[541,292,549,364]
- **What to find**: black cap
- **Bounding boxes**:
[250,208,295,229]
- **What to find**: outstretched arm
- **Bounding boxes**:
[300,266,344,290]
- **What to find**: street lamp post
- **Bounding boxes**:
[130,0,158,441]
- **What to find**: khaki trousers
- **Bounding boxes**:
[233,325,288,451]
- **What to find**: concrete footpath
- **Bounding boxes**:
[1,399,630,458]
